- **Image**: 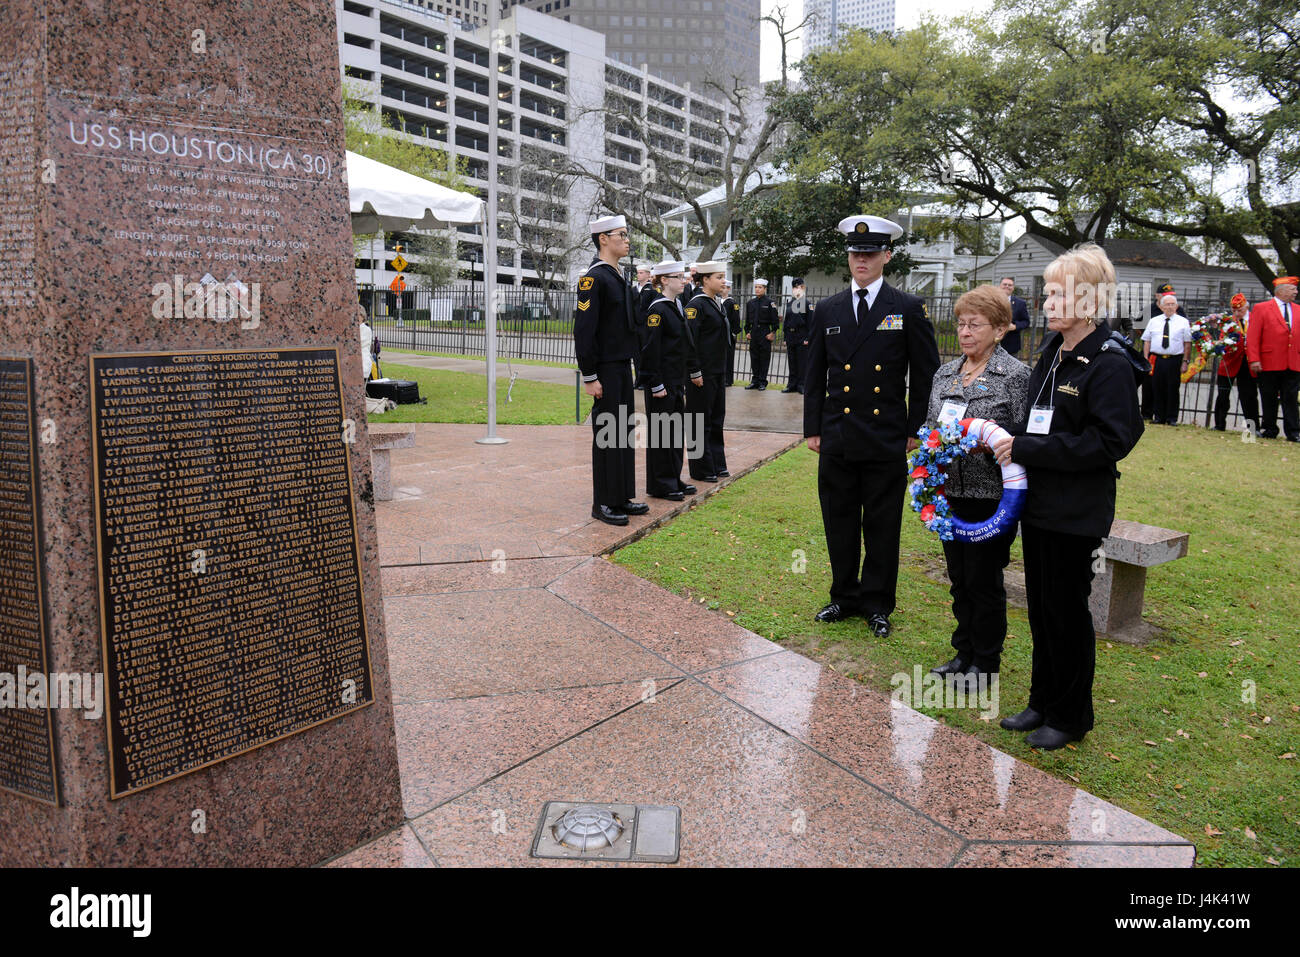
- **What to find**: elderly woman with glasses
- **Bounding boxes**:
[925,285,1030,687]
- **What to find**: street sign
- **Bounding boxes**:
[389,275,406,293]
[390,254,409,272]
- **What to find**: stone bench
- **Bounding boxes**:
[369,429,415,502]
[1089,518,1189,644]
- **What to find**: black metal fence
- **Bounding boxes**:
[364,285,1258,431]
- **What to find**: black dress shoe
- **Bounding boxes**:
[619,501,650,515]
[651,491,685,501]
[868,613,891,637]
[692,474,719,483]
[928,656,970,677]
[999,707,1044,732]
[591,505,629,526]
[1026,725,1084,750]
[781,387,798,393]
[744,383,761,390]
[681,484,697,495]
[814,602,858,623]
[717,469,731,477]
[959,664,998,690]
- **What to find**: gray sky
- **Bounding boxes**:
[760,0,993,81]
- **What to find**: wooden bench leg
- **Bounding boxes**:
[372,447,393,502]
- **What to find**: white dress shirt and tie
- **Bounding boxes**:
[1141,312,1192,424]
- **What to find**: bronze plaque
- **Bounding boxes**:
[90,348,373,798]
[0,357,58,804]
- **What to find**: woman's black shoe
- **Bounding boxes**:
[1026,725,1084,750]
[681,484,698,495]
[929,657,969,677]
[619,501,650,515]
[999,707,1044,732]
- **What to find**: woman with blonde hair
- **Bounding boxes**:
[991,243,1143,750]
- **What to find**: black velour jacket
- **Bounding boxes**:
[1010,323,1145,538]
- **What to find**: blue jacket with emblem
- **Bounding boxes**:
[803,281,940,460]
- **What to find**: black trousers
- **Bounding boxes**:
[644,384,688,496]
[1151,354,1182,423]
[1022,522,1101,736]
[1214,365,1259,432]
[724,338,736,386]
[786,341,804,390]
[817,453,906,617]
[941,497,1014,671]
[1256,369,1300,440]
[1140,369,1153,418]
[750,335,772,385]
[590,360,636,507]
[687,373,727,478]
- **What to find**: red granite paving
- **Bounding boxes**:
[328,423,1195,867]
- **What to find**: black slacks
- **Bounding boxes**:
[1151,354,1182,423]
[941,497,1014,671]
[687,373,727,478]
[724,338,736,386]
[644,384,688,496]
[1256,369,1300,440]
[590,360,636,507]
[787,341,804,390]
[1214,365,1259,432]
[750,335,772,385]
[1021,522,1101,736]
[817,453,906,617]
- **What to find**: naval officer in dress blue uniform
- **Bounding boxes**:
[574,214,649,526]
[804,215,940,636]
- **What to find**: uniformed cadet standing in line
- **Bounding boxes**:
[677,264,698,311]
[574,214,649,527]
[804,216,940,636]
[782,277,809,393]
[636,263,658,323]
[721,279,741,386]
[744,279,781,389]
[686,262,732,481]
[641,260,703,501]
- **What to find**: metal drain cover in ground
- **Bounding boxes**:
[532,802,680,863]
[553,805,625,851]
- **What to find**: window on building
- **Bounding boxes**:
[343,33,372,49]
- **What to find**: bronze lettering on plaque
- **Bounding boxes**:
[90,348,372,798]
[0,357,58,804]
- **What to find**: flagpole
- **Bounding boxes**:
[477,0,507,446]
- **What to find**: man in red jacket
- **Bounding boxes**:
[1247,276,1300,441]
[1214,293,1259,433]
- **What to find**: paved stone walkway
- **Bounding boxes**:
[330,420,1196,867]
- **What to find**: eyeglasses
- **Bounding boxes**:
[955,321,991,331]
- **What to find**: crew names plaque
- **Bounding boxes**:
[90,348,372,797]
[0,357,58,804]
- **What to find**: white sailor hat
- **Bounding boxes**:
[723,279,733,287]
[838,215,903,252]
[588,214,627,233]
[651,260,689,276]
[693,261,726,274]
[753,278,769,287]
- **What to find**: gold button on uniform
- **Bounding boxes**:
[843,407,850,414]
[873,408,880,415]
[874,386,880,393]
[843,385,850,392]
[844,364,851,371]
[875,364,882,372]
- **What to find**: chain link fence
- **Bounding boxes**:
[364,284,1257,431]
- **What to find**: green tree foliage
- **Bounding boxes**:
[741,0,1297,286]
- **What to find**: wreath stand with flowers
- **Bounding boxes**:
[908,418,1028,542]
[1186,312,1243,382]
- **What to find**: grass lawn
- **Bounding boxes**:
[383,348,578,370]
[367,362,586,425]
[612,424,1299,867]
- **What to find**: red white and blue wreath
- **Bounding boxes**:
[908,418,1028,543]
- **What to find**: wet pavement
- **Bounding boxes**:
[333,419,1195,867]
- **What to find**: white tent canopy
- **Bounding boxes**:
[346,149,484,231]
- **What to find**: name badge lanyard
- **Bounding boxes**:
[1026,346,1063,434]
